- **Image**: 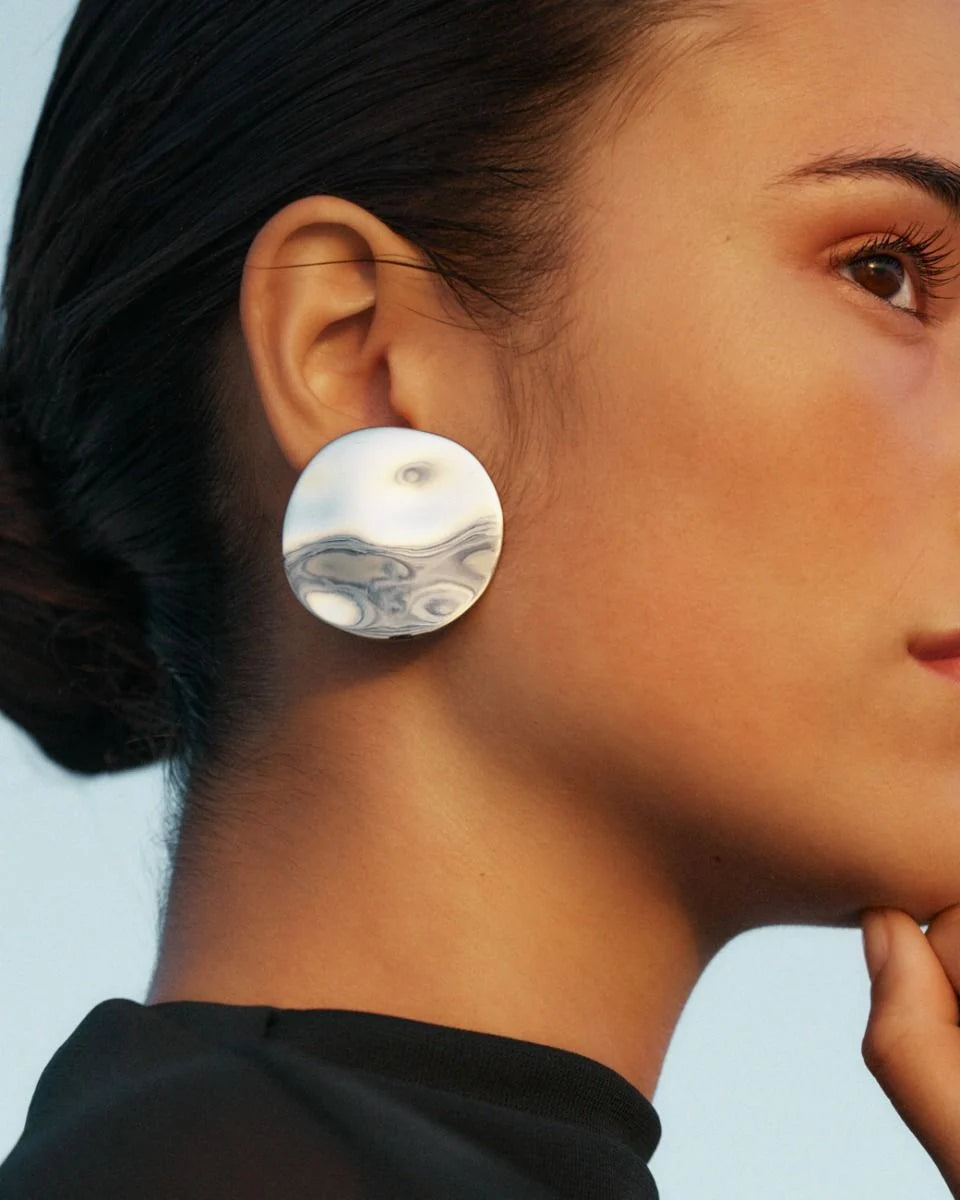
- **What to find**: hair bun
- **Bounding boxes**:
[0,394,177,774]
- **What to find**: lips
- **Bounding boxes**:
[909,629,960,662]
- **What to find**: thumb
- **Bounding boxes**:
[861,907,960,1192]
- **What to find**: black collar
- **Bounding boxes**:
[147,1000,662,1165]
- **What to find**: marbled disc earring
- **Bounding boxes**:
[282,427,504,639]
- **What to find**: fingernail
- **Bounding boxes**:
[862,910,890,981]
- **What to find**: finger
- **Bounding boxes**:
[861,908,960,1190]
[924,903,960,996]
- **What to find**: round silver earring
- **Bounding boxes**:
[282,427,504,639]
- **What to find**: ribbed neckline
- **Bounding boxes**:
[146,1000,662,1164]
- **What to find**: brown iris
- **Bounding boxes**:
[849,255,904,301]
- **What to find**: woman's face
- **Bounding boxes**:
[467,0,960,927]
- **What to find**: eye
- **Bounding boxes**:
[830,222,960,326]
[839,251,918,314]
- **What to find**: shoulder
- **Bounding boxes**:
[0,1032,553,1199]
[0,1040,373,1199]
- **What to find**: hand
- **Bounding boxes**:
[861,904,960,1195]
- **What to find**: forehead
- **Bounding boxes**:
[665,0,960,144]
[591,0,960,224]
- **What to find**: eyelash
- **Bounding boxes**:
[829,220,960,326]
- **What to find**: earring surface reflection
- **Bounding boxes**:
[282,427,504,639]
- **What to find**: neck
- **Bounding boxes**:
[146,673,739,1102]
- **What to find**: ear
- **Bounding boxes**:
[239,195,430,473]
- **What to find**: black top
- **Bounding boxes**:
[0,999,662,1198]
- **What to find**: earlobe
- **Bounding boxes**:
[239,195,408,473]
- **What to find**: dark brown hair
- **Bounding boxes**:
[0,0,712,810]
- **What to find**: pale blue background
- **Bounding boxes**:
[0,4,949,1195]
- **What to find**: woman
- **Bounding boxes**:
[2,0,960,1194]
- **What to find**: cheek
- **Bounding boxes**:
[604,266,939,595]
[487,253,960,912]
[558,265,950,742]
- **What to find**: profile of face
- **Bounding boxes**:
[242,0,960,944]
[538,0,960,928]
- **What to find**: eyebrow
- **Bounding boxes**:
[767,150,960,225]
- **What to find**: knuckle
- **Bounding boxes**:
[861,1019,912,1079]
